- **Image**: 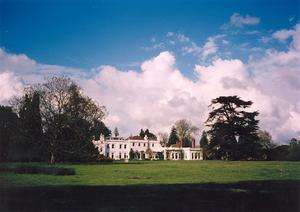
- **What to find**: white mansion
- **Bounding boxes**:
[93,135,203,161]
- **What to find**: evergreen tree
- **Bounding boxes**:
[206,96,260,160]
[144,128,157,140]
[113,127,119,137]
[17,92,44,161]
[200,131,208,148]
[0,106,19,162]
[139,129,145,138]
[168,126,179,146]
[199,131,209,159]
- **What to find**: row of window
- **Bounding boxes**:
[191,152,201,160]
[105,143,155,149]
[107,152,128,159]
[132,142,154,147]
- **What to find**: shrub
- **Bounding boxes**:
[0,164,75,175]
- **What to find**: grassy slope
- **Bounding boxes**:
[0,161,300,187]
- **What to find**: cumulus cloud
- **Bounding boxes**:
[0,71,24,104]
[1,24,300,143]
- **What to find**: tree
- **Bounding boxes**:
[158,132,169,147]
[18,91,44,161]
[0,106,19,162]
[144,129,157,140]
[168,126,179,146]
[257,130,276,160]
[30,77,107,163]
[287,138,300,161]
[175,119,199,147]
[92,120,111,140]
[139,129,145,138]
[205,96,260,160]
[199,131,209,159]
[113,127,119,137]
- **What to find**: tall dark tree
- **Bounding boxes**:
[168,126,179,146]
[12,91,44,161]
[205,96,260,160]
[199,131,209,159]
[144,129,157,140]
[92,120,111,140]
[113,127,119,137]
[0,106,19,162]
[139,129,145,138]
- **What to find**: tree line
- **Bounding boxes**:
[0,77,299,162]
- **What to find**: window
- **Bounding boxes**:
[124,144,127,149]
[106,153,109,157]
[152,143,154,147]
[112,144,114,149]
[143,143,146,147]
[119,153,122,159]
[138,143,140,146]
[133,143,135,146]
[100,148,103,152]
[119,144,122,149]
[111,153,114,159]
[106,144,109,148]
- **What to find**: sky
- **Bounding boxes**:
[0,0,299,143]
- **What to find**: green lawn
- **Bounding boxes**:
[1,161,300,211]
[1,160,300,187]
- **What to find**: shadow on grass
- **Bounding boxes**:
[0,180,299,212]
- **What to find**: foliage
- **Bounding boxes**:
[0,106,19,162]
[0,164,75,175]
[168,126,179,146]
[113,127,119,137]
[139,129,145,138]
[199,131,209,159]
[158,132,169,147]
[206,96,260,160]
[144,129,157,140]
[287,138,300,161]
[7,76,109,164]
[139,128,157,140]
[174,119,198,147]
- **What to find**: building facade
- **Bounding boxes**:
[93,135,203,160]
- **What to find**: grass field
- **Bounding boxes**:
[1,161,299,211]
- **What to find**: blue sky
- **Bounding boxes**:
[1,0,298,78]
[0,0,299,142]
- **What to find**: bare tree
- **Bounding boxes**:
[158,132,169,147]
[175,119,199,147]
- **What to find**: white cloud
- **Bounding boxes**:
[272,29,295,42]
[222,13,260,29]
[201,37,218,60]
[0,24,299,143]
[230,13,260,27]
[0,71,24,104]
